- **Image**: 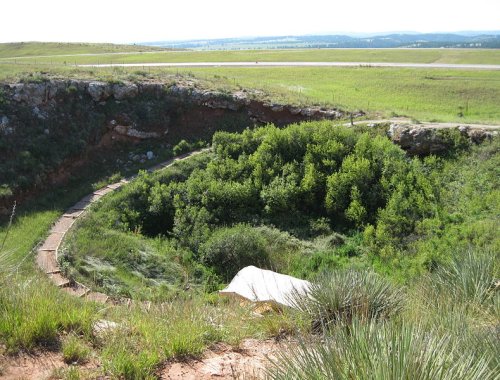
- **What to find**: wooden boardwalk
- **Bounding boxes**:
[36,149,208,304]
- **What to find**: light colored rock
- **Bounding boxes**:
[32,106,47,120]
[93,319,120,336]
[318,109,342,119]
[388,124,493,155]
[300,107,318,117]
[113,83,138,100]
[146,151,154,160]
[113,125,159,139]
[0,115,11,136]
[126,128,159,139]
[204,97,241,111]
[88,82,111,102]
[467,129,493,144]
[12,83,46,105]
[388,124,443,155]
[233,91,250,105]
[114,125,128,135]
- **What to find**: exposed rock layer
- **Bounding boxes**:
[388,123,496,155]
[0,79,350,208]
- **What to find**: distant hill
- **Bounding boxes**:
[0,42,172,58]
[144,33,500,50]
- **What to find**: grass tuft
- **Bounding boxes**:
[62,334,91,364]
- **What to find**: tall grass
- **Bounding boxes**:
[0,273,97,353]
[62,333,91,364]
[98,298,291,379]
[0,204,97,354]
[267,319,498,380]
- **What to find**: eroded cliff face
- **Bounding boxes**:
[1,79,496,210]
[388,123,496,156]
[1,79,348,140]
[0,79,350,209]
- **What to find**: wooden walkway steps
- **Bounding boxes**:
[36,149,209,305]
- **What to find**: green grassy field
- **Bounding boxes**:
[1,62,499,124]
[178,66,500,123]
[0,42,169,58]
[1,44,499,124]
[1,46,500,64]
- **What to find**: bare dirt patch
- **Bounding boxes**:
[0,351,99,380]
[161,338,285,379]
[0,339,285,379]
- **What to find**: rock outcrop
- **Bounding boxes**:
[388,123,496,155]
[3,79,349,125]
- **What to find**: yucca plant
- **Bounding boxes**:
[290,269,404,329]
[267,319,498,380]
[429,249,499,306]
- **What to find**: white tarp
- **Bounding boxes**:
[219,266,311,308]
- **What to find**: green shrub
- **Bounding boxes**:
[199,224,269,280]
[173,139,191,156]
[435,128,471,155]
[0,184,13,198]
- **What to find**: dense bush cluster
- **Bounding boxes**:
[104,122,435,239]
[65,120,498,297]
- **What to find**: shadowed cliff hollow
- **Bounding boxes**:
[0,78,349,210]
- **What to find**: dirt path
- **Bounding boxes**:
[0,352,99,380]
[161,339,283,379]
[77,61,500,70]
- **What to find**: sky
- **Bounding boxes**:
[1,0,499,43]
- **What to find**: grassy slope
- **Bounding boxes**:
[1,47,500,64]
[0,150,291,377]
[0,42,168,58]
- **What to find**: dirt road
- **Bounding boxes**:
[78,61,500,70]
